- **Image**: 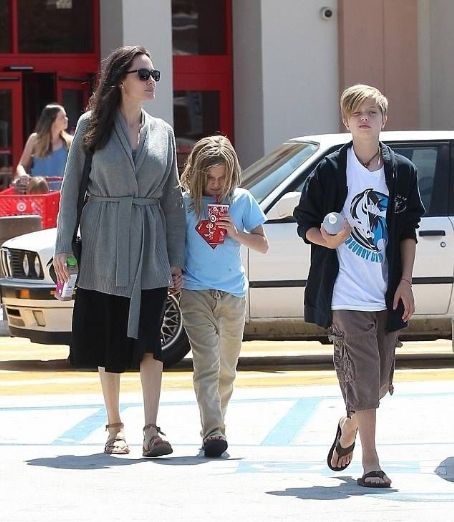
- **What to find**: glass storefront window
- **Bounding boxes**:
[173,90,220,171]
[0,1,10,52]
[172,0,226,55]
[18,0,93,53]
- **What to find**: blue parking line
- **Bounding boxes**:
[261,397,320,446]
[1,389,451,415]
[52,405,129,445]
[0,396,315,413]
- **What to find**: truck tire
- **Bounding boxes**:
[161,293,190,368]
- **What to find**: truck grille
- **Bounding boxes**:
[0,248,43,279]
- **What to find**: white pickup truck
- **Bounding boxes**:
[1,131,453,367]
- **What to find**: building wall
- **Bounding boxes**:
[98,0,454,169]
[339,0,419,131]
[418,0,454,130]
[232,0,265,168]
[261,0,339,152]
[100,0,174,125]
[100,0,123,58]
[233,0,339,167]
[417,0,431,129]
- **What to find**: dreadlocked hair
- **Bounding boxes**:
[180,135,241,220]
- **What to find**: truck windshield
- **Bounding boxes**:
[241,142,319,203]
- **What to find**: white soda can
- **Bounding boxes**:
[322,212,344,235]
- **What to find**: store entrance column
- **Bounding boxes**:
[172,0,233,172]
[0,74,23,188]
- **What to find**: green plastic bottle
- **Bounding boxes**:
[55,255,78,300]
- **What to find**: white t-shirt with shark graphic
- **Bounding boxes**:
[331,146,389,311]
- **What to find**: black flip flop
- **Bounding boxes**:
[327,421,357,471]
[357,470,391,488]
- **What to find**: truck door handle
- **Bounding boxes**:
[419,230,446,237]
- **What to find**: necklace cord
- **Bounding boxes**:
[359,147,381,168]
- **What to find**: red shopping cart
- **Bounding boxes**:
[0,177,62,229]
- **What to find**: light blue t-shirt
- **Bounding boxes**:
[183,188,266,297]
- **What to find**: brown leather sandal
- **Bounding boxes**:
[104,422,130,455]
[142,424,173,457]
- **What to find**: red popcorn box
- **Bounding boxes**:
[196,219,227,248]
[207,203,229,223]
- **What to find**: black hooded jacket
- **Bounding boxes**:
[293,141,425,332]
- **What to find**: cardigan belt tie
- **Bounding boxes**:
[89,195,160,338]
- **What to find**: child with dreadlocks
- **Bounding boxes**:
[180,135,269,457]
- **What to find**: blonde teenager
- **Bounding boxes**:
[294,85,424,487]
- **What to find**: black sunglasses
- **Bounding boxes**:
[126,68,161,82]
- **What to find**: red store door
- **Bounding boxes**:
[57,75,93,133]
[172,0,233,171]
[173,72,233,171]
[0,74,23,188]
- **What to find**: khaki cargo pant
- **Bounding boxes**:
[180,289,246,439]
[329,310,399,416]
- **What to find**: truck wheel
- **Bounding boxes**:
[161,294,190,368]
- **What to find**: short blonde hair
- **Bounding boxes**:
[340,84,388,121]
[180,135,241,219]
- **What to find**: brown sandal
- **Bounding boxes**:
[142,424,173,457]
[104,422,130,455]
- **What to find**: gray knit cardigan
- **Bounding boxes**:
[55,110,185,338]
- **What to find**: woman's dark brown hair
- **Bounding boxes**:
[84,45,150,151]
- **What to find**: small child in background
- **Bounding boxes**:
[26,176,49,194]
[180,135,269,457]
[12,176,49,194]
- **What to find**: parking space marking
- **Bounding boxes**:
[260,397,320,446]
[1,389,453,451]
[53,407,108,445]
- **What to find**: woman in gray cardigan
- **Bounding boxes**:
[53,46,185,457]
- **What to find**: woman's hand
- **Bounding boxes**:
[12,174,31,194]
[53,253,72,283]
[170,266,182,293]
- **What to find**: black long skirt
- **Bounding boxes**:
[70,287,168,373]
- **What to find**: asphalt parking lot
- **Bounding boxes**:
[1,344,453,522]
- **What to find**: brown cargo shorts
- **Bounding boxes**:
[329,309,399,416]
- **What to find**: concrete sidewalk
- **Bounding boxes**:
[1,380,453,521]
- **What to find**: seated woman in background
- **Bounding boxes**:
[14,103,72,193]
